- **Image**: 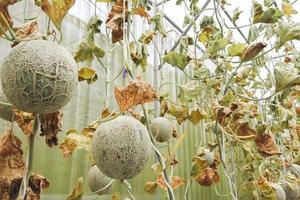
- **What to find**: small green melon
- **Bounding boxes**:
[283,181,299,200]
[92,116,152,180]
[150,117,173,143]
[1,40,78,114]
[87,165,113,195]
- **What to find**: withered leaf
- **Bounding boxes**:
[13,109,34,135]
[66,177,84,200]
[255,130,279,156]
[144,181,158,195]
[39,111,63,147]
[131,7,150,20]
[12,20,42,47]
[156,174,186,190]
[240,42,267,62]
[0,130,25,200]
[194,167,220,186]
[167,105,189,124]
[236,121,257,139]
[216,106,232,123]
[114,76,157,111]
[59,129,92,157]
[28,173,50,194]
[106,0,128,43]
[101,108,116,119]
[188,108,207,125]
[0,0,17,36]
[35,0,75,30]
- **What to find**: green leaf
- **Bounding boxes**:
[274,68,300,92]
[219,91,235,106]
[178,82,202,103]
[163,51,191,70]
[78,67,98,84]
[207,38,228,55]
[253,2,282,24]
[74,36,105,63]
[227,43,246,57]
[276,22,300,50]
[232,7,242,23]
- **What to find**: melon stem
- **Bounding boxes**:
[142,104,176,200]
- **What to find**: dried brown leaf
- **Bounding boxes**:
[216,106,232,123]
[106,0,128,43]
[101,108,116,119]
[194,167,220,186]
[0,0,17,36]
[0,130,25,200]
[236,121,257,139]
[114,76,157,111]
[255,130,280,156]
[13,109,34,135]
[156,174,186,190]
[39,111,63,147]
[12,20,42,47]
[66,177,84,200]
[241,42,267,62]
[131,7,150,20]
[24,173,50,200]
[144,181,158,195]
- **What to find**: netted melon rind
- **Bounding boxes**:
[0,86,13,121]
[92,116,152,180]
[87,165,113,195]
[1,40,78,114]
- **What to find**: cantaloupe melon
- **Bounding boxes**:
[150,117,173,143]
[87,165,113,195]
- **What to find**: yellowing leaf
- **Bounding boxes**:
[167,105,189,124]
[178,82,202,103]
[144,182,158,194]
[111,192,120,200]
[35,0,75,30]
[208,38,228,55]
[66,177,84,200]
[188,108,207,125]
[253,2,282,24]
[274,68,300,92]
[282,2,297,16]
[163,51,191,70]
[276,22,300,50]
[114,77,157,111]
[78,67,98,84]
[227,43,245,57]
[74,38,105,63]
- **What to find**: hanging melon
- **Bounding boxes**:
[92,116,152,180]
[150,117,173,143]
[87,165,113,195]
[1,40,78,114]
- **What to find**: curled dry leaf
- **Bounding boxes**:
[156,174,186,190]
[66,177,84,200]
[128,108,141,120]
[240,42,267,62]
[101,108,116,119]
[216,106,232,123]
[0,130,25,200]
[78,67,98,84]
[24,173,50,200]
[255,130,279,156]
[34,0,75,30]
[257,176,276,199]
[39,111,63,147]
[13,109,34,135]
[236,121,257,139]
[167,104,189,124]
[59,129,91,157]
[106,0,128,43]
[0,0,17,36]
[114,76,157,111]
[194,167,220,186]
[12,20,42,47]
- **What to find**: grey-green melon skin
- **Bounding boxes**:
[271,183,287,200]
[283,182,299,200]
[0,86,13,121]
[92,116,152,180]
[1,40,78,114]
[150,117,173,143]
[87,165,113,195]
